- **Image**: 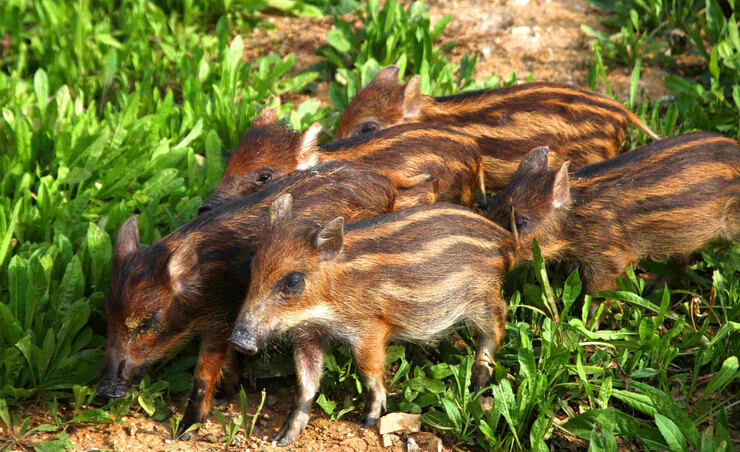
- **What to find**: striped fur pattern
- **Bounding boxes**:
[209,112,486,210]
[229,199,513,446]
[487,131,740,320]
[97,161,397,440]
[335,65,660,190]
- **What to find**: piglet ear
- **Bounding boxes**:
[296,123,322,170]
[253,108,277,127]
[168,235,199,295]
[515,146,550,178]
[370,66,400,86]
[114,216,140,265]
[315,217,344,261]
[269,194,293,224]
[552,162,571,208]
[401,75,422,120]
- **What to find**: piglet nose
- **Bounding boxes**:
[228,326,259,355]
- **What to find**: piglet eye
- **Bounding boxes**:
[283,271,305,294]
[257,173,271,183]
[361,122,380,134]
[515,215,529,232]
[140,313,159,331]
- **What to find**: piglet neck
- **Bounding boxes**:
[514,222,568,266]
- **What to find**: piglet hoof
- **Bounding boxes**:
[274,410,309,447]
[470,365,493,391]
[276,436,296,447]
[213,387,234,406]
[178,430,196,441]
[274,429,298,447]
[359,415,378,428]
[176,414,202,441]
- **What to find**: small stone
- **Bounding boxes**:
[206,434,218,443]
[479,396,494,412]
[412,432,444,452]
[382,434,398,448]
[407,437,420,452]
[106,429,127,450]
[126,424,137,437]
[164,439,172,444]
[378,413,422,435]
[341,437,368,452]
[511,26,531,35]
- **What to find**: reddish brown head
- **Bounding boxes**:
[487,147,572,241]
[228,194,343,354]
[335,66,422,139]
[97,216,205,398]
[202,109,322,213]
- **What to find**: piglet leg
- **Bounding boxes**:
[354,323,392,427]
[178,340,232,440]
[275,333,326,447]
[471,300,506,390]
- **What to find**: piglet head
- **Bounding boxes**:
[229,194,343,354]
[487,146,572,242]
[335,65,422,139]
[97,216,202,397]
[201,112,321,213]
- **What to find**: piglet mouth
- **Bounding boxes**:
[228,327,261,355]
[96,379,131,398]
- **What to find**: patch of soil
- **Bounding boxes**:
[246,0,675,113]
[33,392,435,452]
[423,0,672,100]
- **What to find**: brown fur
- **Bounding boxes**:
[335,65,661,190]
[97,161,397,440]
[487,131,740,324]
[229,200,514,445]
[207,114,486,210]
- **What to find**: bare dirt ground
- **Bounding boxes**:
[26,2,678,451]
[243,0,674,109]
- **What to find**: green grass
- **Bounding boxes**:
[1,0,739,451]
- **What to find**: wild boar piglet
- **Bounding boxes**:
[335,65,660,190]
[487,132,740,323]
[97,161,398,440]
[206,107,486,210]
[229,196,514,446]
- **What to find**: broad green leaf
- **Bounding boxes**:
[704,356,738,394]
[655,414,687,452]
[87,223,112,290]
[562,269,582,316]
[0,199,22,268]
[56,256,84,313]
[629,60,640,108]
[518,347,536,380]
[34,69,49,116]
[316,394,337,415]
[327,28,351,52]
[492,380,520,446]
[440,398,462,431]
[71,408,113,423]
[598,377,612,409]
[205,130,224,191]
[138,394,156,416]
[174,118,204,150]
